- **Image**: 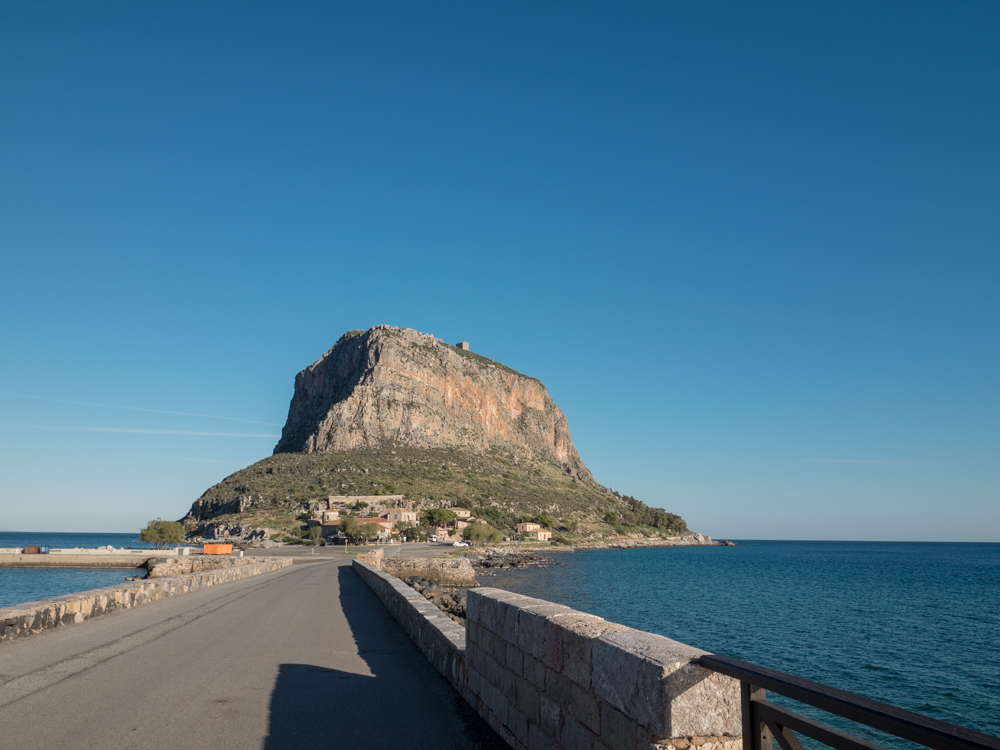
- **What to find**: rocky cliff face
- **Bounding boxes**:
[274,326,593,481]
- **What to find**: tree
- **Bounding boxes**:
[422,508,457,527]
[140,519,185,549]
[462,524,502,543]
[339,517,381,544]
[400,526,423,542]
[307,526,323,544]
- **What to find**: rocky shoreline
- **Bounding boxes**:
[401,547,561,623]
[465,548,559,574]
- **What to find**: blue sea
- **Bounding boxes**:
[0,532,153,610]
[486,541,1000,743]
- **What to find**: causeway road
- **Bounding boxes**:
[0,557,507,749]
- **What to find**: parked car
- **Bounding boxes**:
[453,540,470,547]
[429,535,438,542]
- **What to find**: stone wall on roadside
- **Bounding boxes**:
[466,588,741,750]
[0,558,292,644]
[355,548,384,567]
[352,561,742,750]
[145,555,255,578]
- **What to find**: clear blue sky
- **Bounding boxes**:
[1,2,997,541]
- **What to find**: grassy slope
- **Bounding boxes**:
[185,446,687,542]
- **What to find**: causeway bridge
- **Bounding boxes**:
[2,548,997,750]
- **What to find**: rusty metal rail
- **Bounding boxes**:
[698,654,1000,750]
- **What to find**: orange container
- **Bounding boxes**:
[202,544,233,555]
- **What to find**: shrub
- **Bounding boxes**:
[140,519,185,549]
[462,524,502,543]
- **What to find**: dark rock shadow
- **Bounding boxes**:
[263,565,506,750]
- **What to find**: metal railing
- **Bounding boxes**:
[698,654,1000,750]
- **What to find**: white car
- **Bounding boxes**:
[452,540,470,547]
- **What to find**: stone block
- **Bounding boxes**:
[562,714,597,750]
[592,630,740,738]
[556,613,630,690]
[468,665,482,696]
[509,705,530,747]
[514,674,540,723]
[482,650,503,688]
[545,668,574,708]
[517,603,573,669]
[567,681,602,735]
[601,702,653,750]
[466,642,482,672]
[523,653,547,689]
[538,692,561,739]
[506,640,525,676]
[529,722,557,750]
[468,587,529,631]
[499,665,517,699]
[486,681,510,724]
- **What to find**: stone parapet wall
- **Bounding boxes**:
[145,555,255,577]
[0,557,292,644]
[352,560,466,688]
[466,588,741,750]
[352,562,742,750]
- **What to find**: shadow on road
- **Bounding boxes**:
[263,663,375,749]
[263,565,506,749]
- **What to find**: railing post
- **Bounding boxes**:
[742,682,773,750]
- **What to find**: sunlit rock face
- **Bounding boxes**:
[273,325,592,482]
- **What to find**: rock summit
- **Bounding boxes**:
[274,326,592,480]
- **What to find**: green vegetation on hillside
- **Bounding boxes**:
[183,446,687,542]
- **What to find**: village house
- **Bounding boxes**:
[525,528,552,542]
[307,508,341,528]
[320,522,342,543]
[515,522,541,534]
[451,507,472,520]
[383,508,417,525]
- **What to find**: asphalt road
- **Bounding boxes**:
[0,559,507,750]
[244,541,464,560]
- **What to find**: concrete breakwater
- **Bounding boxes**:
[0,550,165,568]
[0,557,292,644]
[353,560,740,750]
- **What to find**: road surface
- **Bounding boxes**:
[0,559,506,749]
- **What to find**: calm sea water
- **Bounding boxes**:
[486,541,1000,741]
[0,532,151,609]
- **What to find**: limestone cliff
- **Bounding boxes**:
[274,326,593,481]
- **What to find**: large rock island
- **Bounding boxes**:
[183,326,695,546]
